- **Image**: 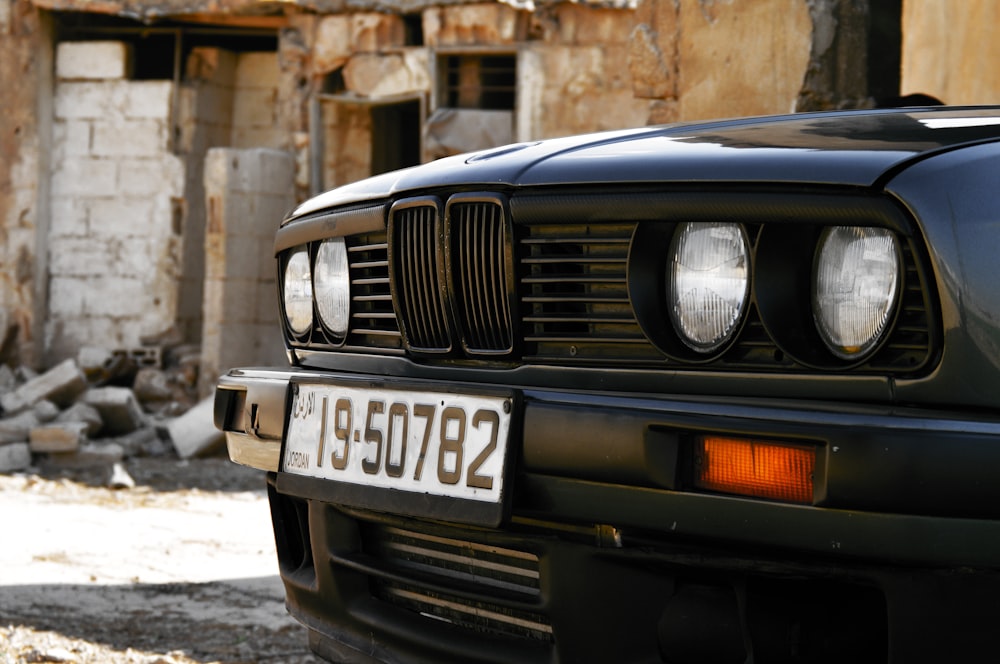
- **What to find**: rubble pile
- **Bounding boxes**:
[0,345,225,481]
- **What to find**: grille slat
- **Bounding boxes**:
[358,524,551,642]
[395,205,451,351]
[451,200,513,353]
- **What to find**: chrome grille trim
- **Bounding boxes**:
[448,198,514,354]
[390,200,451,352]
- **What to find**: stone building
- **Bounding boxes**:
[1,0,998,389]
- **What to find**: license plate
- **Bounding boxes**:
[283,383,513,508]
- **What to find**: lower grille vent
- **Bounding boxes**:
[362,525,551,642]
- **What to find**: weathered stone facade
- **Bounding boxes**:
[901,0,1000,105]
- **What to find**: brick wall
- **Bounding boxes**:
[200,147,292,396]
[46,40,185,361]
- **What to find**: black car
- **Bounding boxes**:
[214,107,1000,663]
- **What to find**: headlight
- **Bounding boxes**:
[283,248,313,335]
[668,222,750,352]
[813,226,900,360]
[313,238,351,339]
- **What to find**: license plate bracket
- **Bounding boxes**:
[280,381,515,526]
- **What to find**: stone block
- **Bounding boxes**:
[424,4,524,47]
[33,400,60,423]
[83,387,146,435]
[56,402,104,436]
[56,41,131,80]
[314,16,352,74]
[165,397,224,459]
[343,53,429,98]
[30,422,88,453]
[0,411,39,444]
[0,443,31,473]
[109,427,162,457]
[0,359,87,415]
[351,13,406,52]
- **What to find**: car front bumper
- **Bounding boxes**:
[215,366,1000,663]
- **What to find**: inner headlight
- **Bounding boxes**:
[668,222,750,352]
[313,238,351,339]
[813,226,900,360]
[283,248,313,336]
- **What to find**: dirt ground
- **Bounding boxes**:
[0,456,321,664]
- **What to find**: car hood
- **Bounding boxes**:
[291,107,1000,220]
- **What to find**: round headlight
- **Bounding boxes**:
[314,238,351,339]
[813,226,900,360]
[668,222,750,352]
[283,249,313,335]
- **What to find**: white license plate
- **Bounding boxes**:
[283,383,513,505]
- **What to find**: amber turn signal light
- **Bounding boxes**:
[693,436,815,504]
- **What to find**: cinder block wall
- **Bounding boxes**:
[46,41,185,361]
[200,147,293,396]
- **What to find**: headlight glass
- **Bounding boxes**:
[668,222,750,352]
[314,238,351,339]
[283,249,313,335]
[813,226,900,359]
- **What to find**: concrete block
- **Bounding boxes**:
[48,197,89,239]
[54,81,130,121]
[56,41,131,80]
[0,359,87,415]
[0,411,40,444]
[92,119,168,157]
[87,198,156,236]
[234,51,280,89]
[124,81,173,119]
[56,402,104,436]
[83,387,146,435]
[33,400,60,424]
[0,443,32,473]
[51,158,118,198]
[117,155,185,197]
[0,364,16,393]
[53,119,93,158]
[232,87,277,129]
[48,237,113,277]
[41,442,125,470]
[30,422,88,453]
[47,278,89,318]
[165,397,224,459]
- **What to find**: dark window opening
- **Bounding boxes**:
[371,100,422,175]
[322,69,346,95]
[868,0,902,105]
[439,54,516,111]
[403,14,424,47]
[53,12,278,81]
